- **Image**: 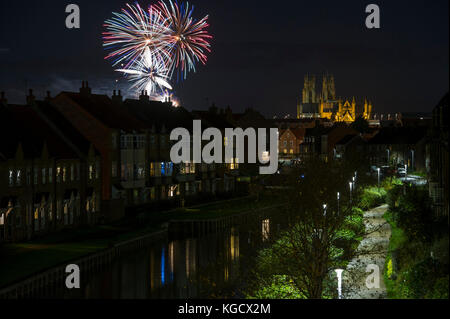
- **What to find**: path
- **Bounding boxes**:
[343,204,391,299]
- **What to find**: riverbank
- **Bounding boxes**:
[0,195,279,289]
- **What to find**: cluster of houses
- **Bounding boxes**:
[0,83,448,243]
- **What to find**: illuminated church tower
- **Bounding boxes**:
[298,74,372,122]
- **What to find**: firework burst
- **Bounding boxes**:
[154,0,213,79]
[115,47,172,96]
[103,1,212,97]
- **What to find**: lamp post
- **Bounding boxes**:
[377,167,380,189]
[349,182,353,204]
[335,269,344,299]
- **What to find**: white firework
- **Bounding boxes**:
[115,47,172,96]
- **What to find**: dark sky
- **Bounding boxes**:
[0,0,448,117]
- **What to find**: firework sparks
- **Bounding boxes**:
[103,1,212,98]
[154,0,213,79]
[115,47,172,96]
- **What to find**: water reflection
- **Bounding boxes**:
[52,217,275,299]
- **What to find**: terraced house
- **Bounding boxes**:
[0,91,101,242]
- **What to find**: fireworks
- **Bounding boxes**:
[102,1,212,99]
[153,0,212,79]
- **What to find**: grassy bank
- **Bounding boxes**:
[383,184,449,299]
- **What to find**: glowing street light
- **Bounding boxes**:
[377,167,381,188]
[349,181,353,203]
[335,269,344,299]
[323,204,327,216]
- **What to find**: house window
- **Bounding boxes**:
[49,167,53,183]
[16,170,22,186]
[284,149,287,154]
[9,170,14,186]
[42,168,46,184]
[89,165,94,180]
[63,167,67,182]
[34,169,38,185]
[290,149,294,154]
[284,141,287,147]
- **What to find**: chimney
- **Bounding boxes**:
[26,89,35,105]
[139,90,149,101]
[0,91,7,105]
[80,80,92,96]
[112,89,123,104]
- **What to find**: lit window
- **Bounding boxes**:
[290,149,294,154]
[89,165,93,180]
[262,152,270,163]
[63,167,67,182]
[16,170,22,186]
[284,149,287,154]
[70,165,74,181]
[9,170,14,186]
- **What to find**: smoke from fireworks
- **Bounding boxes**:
[102,1,212,99]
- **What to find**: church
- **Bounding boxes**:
[297,74,373,123]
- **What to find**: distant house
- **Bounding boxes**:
[427,93,449,221]
[279,127,305,158]
[366,126,428,172]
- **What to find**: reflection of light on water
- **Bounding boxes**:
[186,240,190,278]
[169,242,174,282]
[230,228,239,261]
[224,266,229,282]
[262,219,270,241]
[161,247,165,286]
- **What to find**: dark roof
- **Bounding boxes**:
[34,101,95,155]
[368,127,427,145]
[124,99,194,132]
[191,110,235,130]
[336,134,358,145]
[60,92,146,130]
[0,104,79,159]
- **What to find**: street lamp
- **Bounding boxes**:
[349,182,353,203]
[377,167,380,188]
[323,204,327,217]
[335,269,344,299]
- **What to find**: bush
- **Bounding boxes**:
[358,187,386,210]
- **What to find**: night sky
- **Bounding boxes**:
[0,0,448,117]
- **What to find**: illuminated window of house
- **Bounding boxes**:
[190,162,196,174]
[63,167,67,182]
[262,151,270,163]
[290,149,294,154]
[284,149,287,154]
[150,163,155,177]
[16,170,22,186]
[8,170,14,186]
[70,165,74,181]
[89,165,93,180]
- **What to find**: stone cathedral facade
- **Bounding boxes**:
[297,74,373,123]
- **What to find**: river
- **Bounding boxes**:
[47,214,279,299]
